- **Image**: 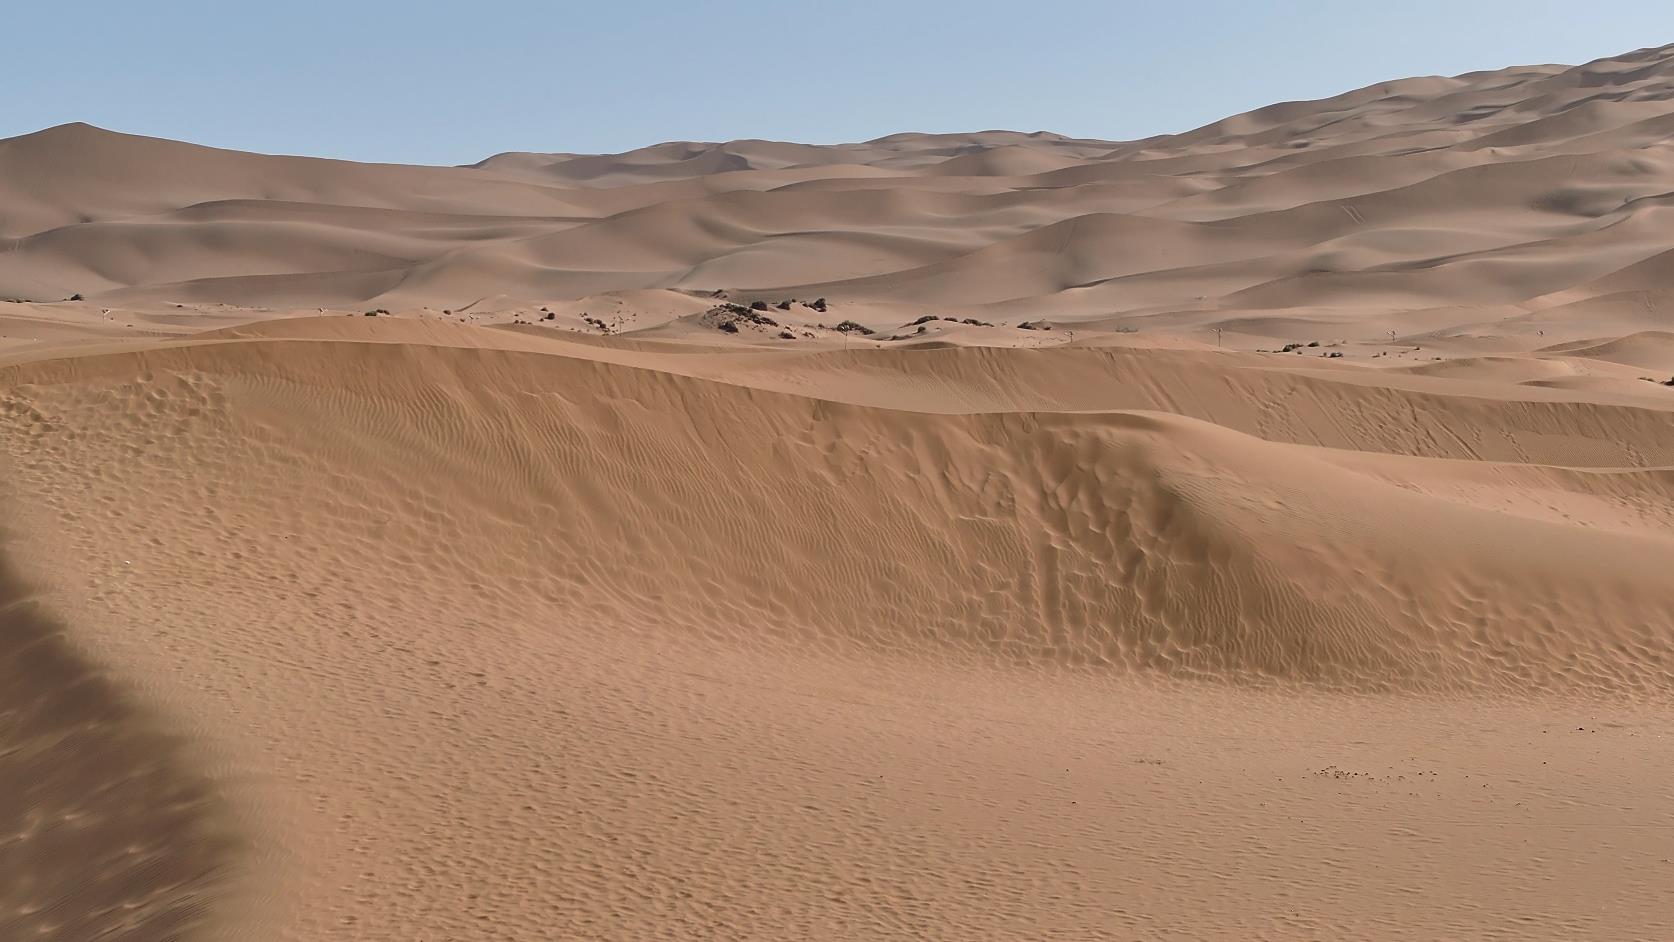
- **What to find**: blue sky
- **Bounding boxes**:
[8,1,1668,165]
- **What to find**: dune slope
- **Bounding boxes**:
[0,546,234,940]
[0,42,1672,329]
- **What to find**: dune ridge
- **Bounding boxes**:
[1,42,1673,329]
[6,330,1674,692]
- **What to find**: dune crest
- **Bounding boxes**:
[0,42,1671,327]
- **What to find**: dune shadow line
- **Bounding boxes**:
[0,538,238,941]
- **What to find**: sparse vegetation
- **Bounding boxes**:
[701,302,779,333]
[833,320,874,335]
[903,314,994,328]
[69,293,84,302]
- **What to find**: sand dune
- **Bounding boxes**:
[1,41,1672,319]
[6,40,1674,942]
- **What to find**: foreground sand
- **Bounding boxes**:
[6,40,1674,942]
[3,309,1673,940]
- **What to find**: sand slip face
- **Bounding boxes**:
[4,40,1674,942]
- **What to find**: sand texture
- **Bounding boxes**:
[4,42,1674,941]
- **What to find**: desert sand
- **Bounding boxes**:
[5,41,1674,941]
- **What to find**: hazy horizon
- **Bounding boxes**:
[8,1,1667,165]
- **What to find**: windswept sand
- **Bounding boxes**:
[5,42,1674,942]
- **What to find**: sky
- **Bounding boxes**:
[7,1,1669,165]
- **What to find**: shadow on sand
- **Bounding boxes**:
[0,538,237,940]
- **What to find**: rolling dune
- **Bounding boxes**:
[2,43,1673,318]
[5,41,1674,942]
